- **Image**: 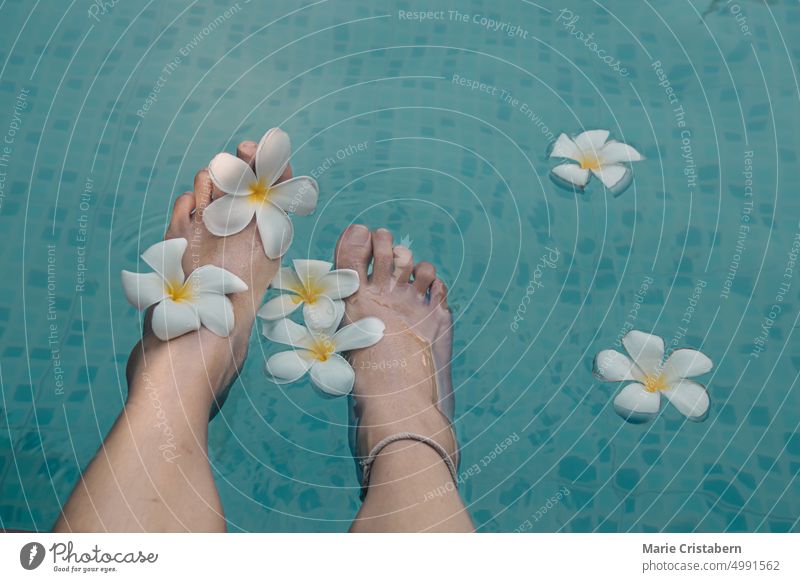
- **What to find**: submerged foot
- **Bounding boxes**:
[126,141,288,412]
[334,225,457,470]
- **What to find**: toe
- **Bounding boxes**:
[334,224,372,281]
[168,192,195,235]
[276,162,293,184]
[236,140,257,166]
[413,261,436,295]
[237,140,293,184]
[392,245,413,284]
[430,278,449,308]
[370,228,394,285]
[208,140,259,201]
[194,168,213,212]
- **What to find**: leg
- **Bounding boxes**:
[335,226,473,532]
[54,142,285,532]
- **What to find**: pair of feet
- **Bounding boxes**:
[126,139,457,483]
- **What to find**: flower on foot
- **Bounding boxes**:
[549,129,644,191]
[203,127,319,259]
[257,259,359,330]
[262,302,384,396]
[593,329,713,423]
[121,238,248,341]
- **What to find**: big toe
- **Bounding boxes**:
[334,224,372,280]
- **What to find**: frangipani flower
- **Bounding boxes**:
[262,302,384,396]
[203,127,319,259]
[121,238,248,341]
[257,259,359,330]
[594,330,713,423]
[550,129,644,190]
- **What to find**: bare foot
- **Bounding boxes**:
[334,225,457,471]
[126,141,287,412]
[54,142,291,533]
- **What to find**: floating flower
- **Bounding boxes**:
[121,238,248,341]
[262,302,384,396]
[257,259,359,330]
[594,330,713,423]
[549,129,644,191]
[203,127,319,259]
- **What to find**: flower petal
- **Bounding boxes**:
[613,383,660,423]
[141,238,187,286]
[551,163,590,188]
[303,295,338,331]
[185,264,248,295]
[574,129,609,155]
[593,349,642,382]
[269,176,319,216]
[193,293,235,337]
[662,349,713,381]
[293,259,333,288]
[202,194,256,237]
[662,379,710,421]
[318,269,359,300]
[266,350,314,383]
[208,152,257,197]
[121,271,166,310]
[549,133,581,161]
[271,266,304,293]
[321,300,346,337]
[257,293,302,321]
[151,299,200,341]
[592,164,629,189]
[333,317,385,352]
[262,317,313,349]
[622,330,665,377]
[256,202,293,259]
[309,354,355,396]
[256,127,291,185]
[599,140,645,164]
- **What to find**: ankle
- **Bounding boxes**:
[357,401,456,462]
[351,339,455,459]
[130,370,214,418]
[368,438,454,481]
[126,337,227,416]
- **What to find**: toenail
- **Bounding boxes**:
[349,225,369,242]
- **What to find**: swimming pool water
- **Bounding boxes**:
[1,0,799,532]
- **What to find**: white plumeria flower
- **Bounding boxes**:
[594,330,713,423]
[262,302,384,396]
[550,129,644,190]
[121,238,248,341]
[203,127,319,259]
[257,259,359,330]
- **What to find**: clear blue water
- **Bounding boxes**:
[1,0,799,532]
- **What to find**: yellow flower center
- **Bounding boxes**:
[579,154,601,171]
[308,334,335,362]
[248,178,271,203]
[643,374,668,393]
[166,279,194,303]
[291,279,324,305]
